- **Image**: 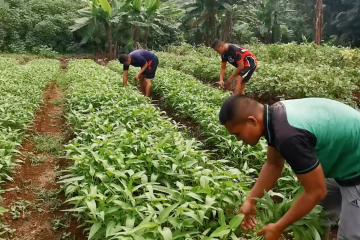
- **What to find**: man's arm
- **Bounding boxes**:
[220,62,227,81]
[274,165,326,232]
[123,70,128,86]
[134,55,148,79]
[137,62,148,76]
[228,60,244,81]
[240,147,284,230]
[257,135,325,237]
[245,146,284,204]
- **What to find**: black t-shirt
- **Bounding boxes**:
[264,99,360,187]
[264,102,319,174]
[221,44,256,68]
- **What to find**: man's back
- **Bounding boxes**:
[270,98,360,185]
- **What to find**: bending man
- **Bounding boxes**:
[219,94,360,240]
[211,40,257,94]
[119,49,159,97]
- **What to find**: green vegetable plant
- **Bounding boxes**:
[62,60,255,240]
[106,60,324,238]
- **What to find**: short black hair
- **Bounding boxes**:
[119,54,129,64]
[211,40,224,49]
[219,94,262,125]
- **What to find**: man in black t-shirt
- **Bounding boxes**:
[119,49,159,97]
[211,40,257,94]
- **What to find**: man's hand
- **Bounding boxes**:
[134,72,141,80]
[217,80,224,88]
[257,223,283,240]
[239,200,257,231]
[226,76,233,86]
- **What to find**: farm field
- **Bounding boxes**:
[0,42,359,240]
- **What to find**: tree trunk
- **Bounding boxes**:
[266,28,271,44]
[105,23,113,60]
[143,28,149,50]
[134,28,140,49]
[223,12,232,42]
[315,0,323,45]
[113,39,118,60]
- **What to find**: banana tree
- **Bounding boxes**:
[70,0,132,59]
[128,0,181,49]
[256,0,294,43]
[182,0,231,46]
[220,1,260,43]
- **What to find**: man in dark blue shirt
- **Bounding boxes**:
[119,49,159,97]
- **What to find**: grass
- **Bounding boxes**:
[34,188,62,211]
[51,213,70,231]
[26,153,46,166]
[32,134,64,154]
[10,200,33,219]
[56,232,74,240]
[49,99,64,105]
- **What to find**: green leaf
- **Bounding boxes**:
[182,211,202,224]
[173,230,200,239]
[99,0,112,16]
[158,227,172,240]
[218,208,225,226]
[186,192,204,202]
[86,200,97,216]
[58,176,85,183]
[89,222,102,240]
[209,225,230,238]
[145,0,156,8]
[150,23,165,35]
[229,214,244,231]
[133,0,141,11]
[157,203,179,224]
[200,176,209,188]
[127,222,157,235]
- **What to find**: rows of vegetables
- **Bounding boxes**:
[0,57,59,183]
[156,43,360,106]
[61,60,324,239]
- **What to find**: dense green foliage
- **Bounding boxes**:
[62,60,253,239]
[62,60,324,239]
[0,0,84,53]
[1,0,360,56]
[0,57,59,184]
[157,43,360,105]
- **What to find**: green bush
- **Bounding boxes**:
[0,0,84,53]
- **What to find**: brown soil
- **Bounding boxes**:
[150,92,206,142]
[353,90,360,104]
[0,82,86,240]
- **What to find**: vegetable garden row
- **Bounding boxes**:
[58,60,323,239]
[155,51,360,106]
[0,57,59,183]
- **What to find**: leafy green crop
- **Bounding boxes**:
[155,52,359,105]
[63,60,256,240]
[108,61,267,170]
[159,43,360,106]
[0,57,59,183]
[164,42,360,69]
